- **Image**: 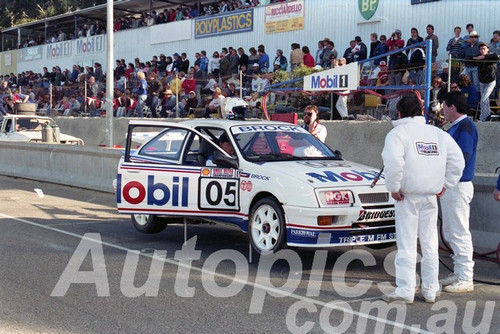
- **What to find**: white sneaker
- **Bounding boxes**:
[439,273,459,286]
[381,292,413,304]
[443,280,474,293]
[421,291,436,303]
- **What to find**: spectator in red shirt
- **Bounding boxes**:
[302,46,315,68]
[387,29,405,51]
[181,72,197,98]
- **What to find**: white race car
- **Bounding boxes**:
[116,120,395,253]
[0,114,84,145]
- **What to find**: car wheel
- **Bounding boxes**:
[131,214,167,234]
[249,197,286,253]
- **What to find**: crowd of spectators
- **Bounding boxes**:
[2,22,499,121]
[14,0,286,49]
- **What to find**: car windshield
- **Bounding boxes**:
[17,117,52,131]
[231,124,340,162]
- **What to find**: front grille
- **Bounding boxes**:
[358,192,390,204]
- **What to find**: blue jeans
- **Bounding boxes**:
[479,80,496,121]
[135,95,147,118]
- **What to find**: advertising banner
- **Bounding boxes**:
[265,0,304,34]
[75,35,105,55]
[18,46,43,62]
[194,8,253,39]
[46,41,72,59]
[303,63,359,91]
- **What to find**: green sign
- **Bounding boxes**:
[359,0,379,20]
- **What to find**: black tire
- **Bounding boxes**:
[249,197,286,253]
[131,214,167,234]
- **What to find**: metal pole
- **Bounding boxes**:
[17,28,21,49]
[175,73,179,118]
[49,84,53,116]
[330,92,334,120]
[239,70,243,98]
[105,0,114,147]
[447,53,452,92]
[84,80,87,115]
[424,39,432,122]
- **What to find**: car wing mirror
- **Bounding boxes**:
[213,154,239,169]
[334,150,342,159]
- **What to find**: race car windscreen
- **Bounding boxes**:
[231,124,339,162]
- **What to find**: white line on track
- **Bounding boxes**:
[1,213,432,334]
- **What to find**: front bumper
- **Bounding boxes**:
[283,204,395,247]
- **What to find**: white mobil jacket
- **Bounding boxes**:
[381,116,465,195]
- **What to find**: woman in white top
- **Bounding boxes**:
[209,51,221,77]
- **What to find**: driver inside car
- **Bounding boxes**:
[206,132,236,166]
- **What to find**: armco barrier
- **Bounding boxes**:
[0,142,121,193]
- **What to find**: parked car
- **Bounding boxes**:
[0,115,84,145]
[115,119,395,253]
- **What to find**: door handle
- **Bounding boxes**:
[126,169,140,173]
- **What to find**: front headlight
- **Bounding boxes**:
[316,190,354,207]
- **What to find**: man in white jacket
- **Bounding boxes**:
[381,94,464,304]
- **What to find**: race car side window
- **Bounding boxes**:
[138,128,188,162]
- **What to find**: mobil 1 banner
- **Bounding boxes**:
[303,62,359,91]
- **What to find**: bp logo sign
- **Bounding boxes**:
[359,0,379,20]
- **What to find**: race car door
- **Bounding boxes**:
[117,122,241,220]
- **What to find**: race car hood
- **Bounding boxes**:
[250,159,384,188]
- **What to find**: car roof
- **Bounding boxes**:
[128,119,300,132]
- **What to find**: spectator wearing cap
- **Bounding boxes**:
[387,29,404,52]
[290,43,303,70]
[184,91,199,115]
[251,63,260,75]
[425,24,439,63]
[462,23,479,48]
[160,89,178,117]
[353,36,367,61]
[463,30,481,89]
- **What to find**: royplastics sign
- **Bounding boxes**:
[194,8,253,39]
[303,63,359,91]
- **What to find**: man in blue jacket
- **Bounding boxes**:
[439,91,478,293]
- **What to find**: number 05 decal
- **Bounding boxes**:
[199,178,240,211]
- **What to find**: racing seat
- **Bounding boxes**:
[198,139,216,165]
